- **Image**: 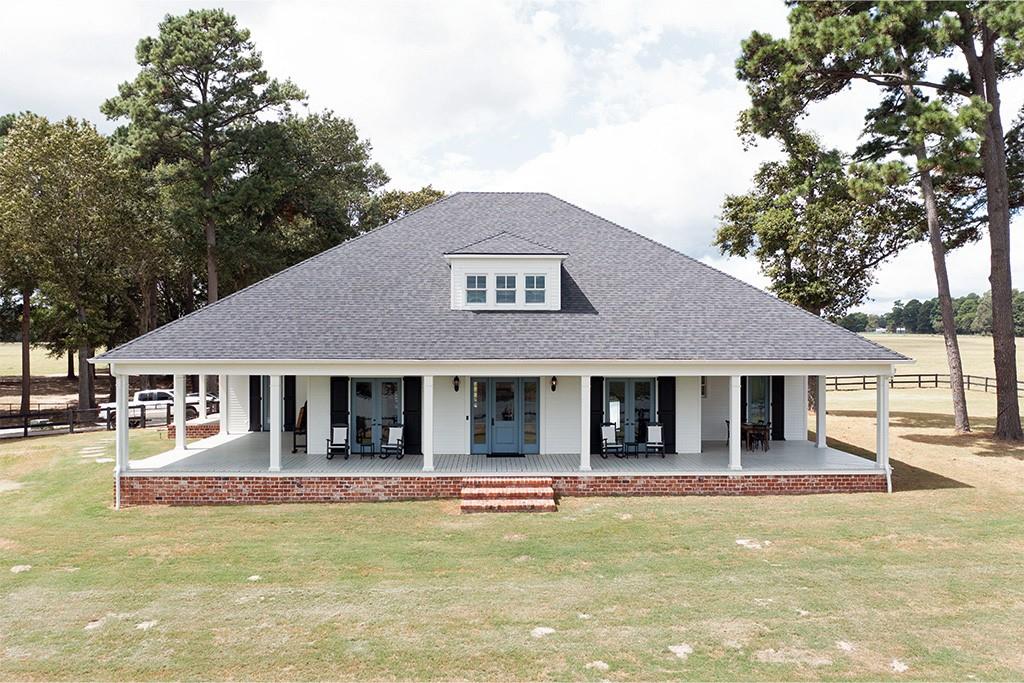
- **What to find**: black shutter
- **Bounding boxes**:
[330,377,349,428]
[590,377,604,454]
[740,376,748,423]
[403,377,423,455]
[771,376,785,440]
[657,377,676,453]
[284,376,296,431]
[248,376,262,432]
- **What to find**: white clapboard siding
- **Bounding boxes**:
[674,376,702,453]
[542,376,581,454]
[226,375,250,434]
[784,375,808,441]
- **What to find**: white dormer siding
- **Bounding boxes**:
[446,255,565,311]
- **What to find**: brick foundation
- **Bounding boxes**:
[166,421,220,440]
[118,472,886,506]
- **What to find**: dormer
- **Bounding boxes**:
[444,231,568,311]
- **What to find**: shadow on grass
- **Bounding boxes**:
[821,429,971,493]
[830,409,1024,460]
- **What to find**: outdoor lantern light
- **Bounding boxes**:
[551,376,558,392]
[453,376,460,392]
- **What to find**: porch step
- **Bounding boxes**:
[461,486,555,500]
[460,477,557,513]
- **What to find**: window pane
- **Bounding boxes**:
[535,275,545,288]
[525,290,545,303]
[496,290,515,303]
[525,275,534,288]
[467,290,485,304]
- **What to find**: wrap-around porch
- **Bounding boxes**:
[129,430,881,476]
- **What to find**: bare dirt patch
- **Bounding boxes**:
[0,479,23,493]
[754,647,832,666]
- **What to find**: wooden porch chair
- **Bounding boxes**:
[600,422,624,459]
[379,425,404,460]
[325,426,349,460]
[645,423,666,458]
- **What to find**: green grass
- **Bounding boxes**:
[862,332,1024,378]
[0,342,71,376]
[1,423,1023,680]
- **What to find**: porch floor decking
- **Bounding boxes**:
[128,432,881,476]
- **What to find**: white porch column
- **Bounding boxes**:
[816,375,827,448]
[269,375,282,471]
[198,374,207,420]
[876,375,889,469]
[115,373,129,470]
[218,374,228,434]
[173,373,186,452]
[728,376,741,470]
[422,376,434,471]
[580,375,592,471]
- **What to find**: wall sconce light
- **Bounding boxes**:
[453,376,460,392]
[550,376,558,392]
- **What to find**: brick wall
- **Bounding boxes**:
[166,422,220,440]
[118,472,885,506]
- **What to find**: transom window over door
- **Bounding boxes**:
[525,275,545,303]
[496,275,516,304]
[466,275,486,304]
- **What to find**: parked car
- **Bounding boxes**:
[98,390,213,425]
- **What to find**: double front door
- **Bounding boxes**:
[471,377,539,455]
[352,378,402,450]
[606,378,654,444]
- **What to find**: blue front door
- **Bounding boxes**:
[470,377,540,455]
[491,380,518,454]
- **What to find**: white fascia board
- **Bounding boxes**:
[107,358,903,378]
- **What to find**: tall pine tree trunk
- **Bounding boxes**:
[901,74,970,433]
[918,155,970,432]
[66,350,75,379]
[19,285,30,415]
[960,22,1023,440]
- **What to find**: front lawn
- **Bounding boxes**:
[1,415,1022,681]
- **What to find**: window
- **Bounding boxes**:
[496,275,516,304]
[525,274,545,303]
[466,275,486,304]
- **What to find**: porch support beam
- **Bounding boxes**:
[269,375,282,471]
[173,373,186,452]
[422,376,434,471]
[198,374,207,420]
[580,375,591,471]
[728,375,741,470]
[114,373,129,510]
[218,374,228,434]
[876,374,889,472]
[816,375,827,448]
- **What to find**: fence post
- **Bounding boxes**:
[23,414,29,438]
[68,409,75,434]
[165,404,171,426]
[141,404,147,429]
[107,408,114,431]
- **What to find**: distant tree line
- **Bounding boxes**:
[835,291,1024,337]
[0,9,444,411]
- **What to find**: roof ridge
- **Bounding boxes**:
[94,192,461,361]
[544,194,910,362]
[447,227,564,255]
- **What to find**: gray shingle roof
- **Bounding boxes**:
[447,230,566,255]
[98,192,906,363]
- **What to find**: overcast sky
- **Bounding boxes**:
[3,0,1023,314]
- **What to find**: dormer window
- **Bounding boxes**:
[466,275,487,304]
[525,275,545,304]
[445,231,568,311]
[496,275,516,304]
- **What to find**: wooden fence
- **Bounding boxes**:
[827,373,1024,396]
[0,400,219,439]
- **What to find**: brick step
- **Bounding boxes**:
[460,486,555,500]
[460,498,557,513]
[460,477,554,488]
